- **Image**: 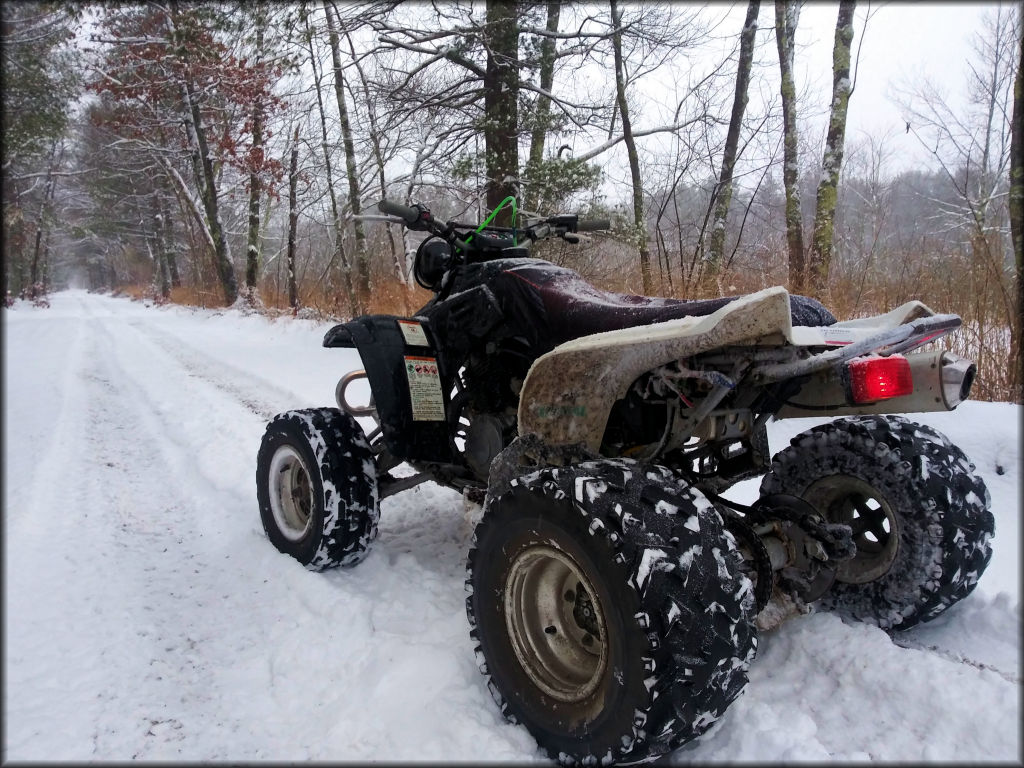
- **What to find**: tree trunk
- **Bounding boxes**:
[165,5,236,305]
[287,123,300,309]
[324,0,369,309]
[808,0,856,295]
[157,183,180,287]
[524,0,561,213]
[40,228,51,293]
[30,139,61,291]
[152,193,171,299]
[183,76,237,305]
[775,0,804,292]
[245,20,265,294]
[484,0,520,226]
[29,227,43,294]
[1010,3,1023,396]
[611,0,652,294]
[706,0,760,283]
[303,7,354,313]
[344,28,405,296]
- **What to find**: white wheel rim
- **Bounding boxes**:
[269,445,314,542]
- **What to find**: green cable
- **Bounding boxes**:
[465,195,518,247]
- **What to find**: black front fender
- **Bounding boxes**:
[323,315,457,463]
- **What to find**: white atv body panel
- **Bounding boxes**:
[517,288,941,451]
[518,287,793,451]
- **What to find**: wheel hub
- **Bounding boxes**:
[268,445,313,542]
[802,474,899,584]
[504,545,608,703]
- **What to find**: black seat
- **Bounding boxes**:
[500,262,836,346]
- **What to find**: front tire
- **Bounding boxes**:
[760,415,994,630]
[467,459,757,765]
[256,408,379,570]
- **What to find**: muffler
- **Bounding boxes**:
[776,350,976,419]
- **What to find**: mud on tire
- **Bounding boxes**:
[466,458,757,765]
[760,414,994,631]
[257,408,379,570]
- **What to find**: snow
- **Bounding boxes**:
[3,290,1019,762]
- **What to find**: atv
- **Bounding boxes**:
[256,199,994,765]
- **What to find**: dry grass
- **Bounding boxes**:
[104,251,1020,404]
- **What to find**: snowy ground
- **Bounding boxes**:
[3,290,1020,762]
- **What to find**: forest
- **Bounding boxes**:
[2,1,1022,401]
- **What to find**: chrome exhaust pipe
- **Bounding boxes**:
[939,352,976,409]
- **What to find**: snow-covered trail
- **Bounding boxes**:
[3,291,1019,762]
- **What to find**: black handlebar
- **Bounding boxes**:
[378,198,610,246]
[576,219,610,232]
[377,199,420,225]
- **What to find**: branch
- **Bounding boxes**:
[572,116,710,163]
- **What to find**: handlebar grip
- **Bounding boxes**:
[576,218,610,232]
[377,199,420,224]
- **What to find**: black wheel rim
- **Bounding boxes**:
[803,474,899,584]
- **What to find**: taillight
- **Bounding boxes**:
[847,355,913,403]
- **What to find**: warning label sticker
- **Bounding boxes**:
[397,320,430,347]
[823,328,856,346]
[404,356,445,421]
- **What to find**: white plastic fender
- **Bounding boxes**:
[517,286,795,452]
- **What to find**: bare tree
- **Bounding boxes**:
[808,0,856,294]
[286,124,300,309]
[610,0,653,293]
[302,3,355,312]
[523,0,562,213]
[896,5,1020,396]
[1010,2,1023,351]
[245,6,268,300]
[775,0,804,291]
[324,0,369,308]
[705,0,761,283]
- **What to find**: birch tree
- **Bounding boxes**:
[244,5,268,300]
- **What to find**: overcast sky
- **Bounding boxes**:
[591,2,999,198]
[782,1,991,170]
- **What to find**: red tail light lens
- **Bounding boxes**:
[847,355,913,403]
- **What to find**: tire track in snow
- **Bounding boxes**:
[124,318,319,421]
[82,304,533,760]
[66,315,235,758]
[5,302,238,759]
[891,638,1019,685]
[4,302,89,540]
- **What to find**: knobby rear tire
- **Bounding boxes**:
[760,415,994,631]
[466,458,757,765]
